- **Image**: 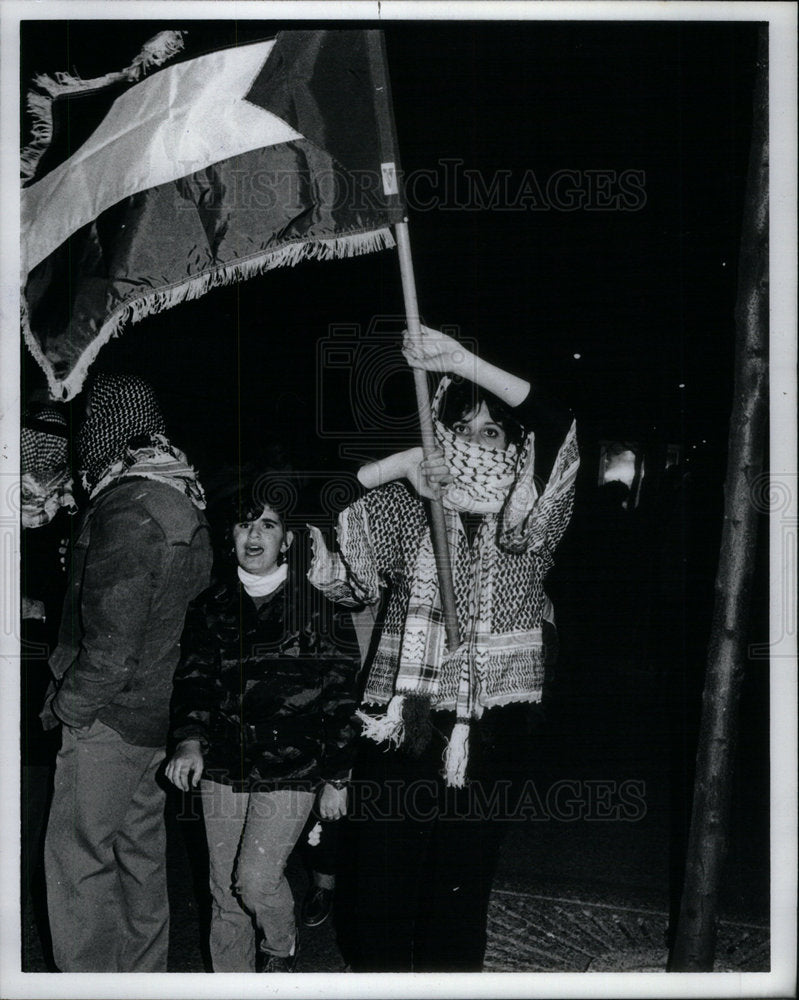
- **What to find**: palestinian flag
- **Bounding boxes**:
[21,29,405,400]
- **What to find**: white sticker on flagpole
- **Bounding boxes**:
[381,162,399,196]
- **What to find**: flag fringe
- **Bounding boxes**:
[22,227,396,401]
[21,31,186,185]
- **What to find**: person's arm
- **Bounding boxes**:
[307,486,405,607]
[500,420,580,559]
[165,594,222,790]
[50,501,163,730]
[356,446,450,500]
[307,523,372,607]
[402,325,530,407]
[169,593,222,733]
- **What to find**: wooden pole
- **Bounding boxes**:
[669,25,768,971]
[394,220,461,651]
[363,31,460,651]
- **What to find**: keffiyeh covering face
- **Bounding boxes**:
[432,377,528,514]
[78,373,166,491]
[21,408,77,527]
[77,373,206,508]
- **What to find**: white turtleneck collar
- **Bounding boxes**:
[237,562,288,598]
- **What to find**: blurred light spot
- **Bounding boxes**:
[600,447,638,489]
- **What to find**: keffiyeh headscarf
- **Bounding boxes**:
[78,373,205,508]
[21,407,77,528]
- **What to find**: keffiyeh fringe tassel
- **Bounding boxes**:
[443,720,470,788]
[357,692,434,757]
[357,694,406,748]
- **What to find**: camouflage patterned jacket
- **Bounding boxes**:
[170,572,361,791]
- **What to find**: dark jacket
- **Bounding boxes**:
[170,572,361,791]
[45,478,212,747]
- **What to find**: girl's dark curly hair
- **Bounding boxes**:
[211,477,293,568]
[438,377,526,449]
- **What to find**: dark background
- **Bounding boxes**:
[19,16,769,950]
[21,20,758,472]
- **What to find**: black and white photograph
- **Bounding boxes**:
[1,2,796,997]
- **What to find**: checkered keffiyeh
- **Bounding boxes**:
[308,386,580,784]
[432,376,522,515]
[78,373,166,491]
[21,407,77,527]
[78,373,205,507]
[21,407,68,476]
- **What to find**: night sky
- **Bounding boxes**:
[20,18,759,494]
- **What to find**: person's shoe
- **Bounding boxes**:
[261,952,299,973]
[260,933,299,972]
[301,885,334,927]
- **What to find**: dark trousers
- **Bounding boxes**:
[344,705,531,972]
[302,816,339,880]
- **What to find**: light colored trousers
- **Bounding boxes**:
[200,779,315,971]
[44,719,169,971]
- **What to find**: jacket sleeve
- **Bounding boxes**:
[169,593,222,750]
[316,609,362,782]
[51,501,165,730]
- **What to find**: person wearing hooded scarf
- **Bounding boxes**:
[308,326,579,972]
[20,405,76,532]
[20,405,77,769]
[20,404,77,616]
[40,372,213,972]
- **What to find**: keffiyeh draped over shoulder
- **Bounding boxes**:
[309,375,579,786]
